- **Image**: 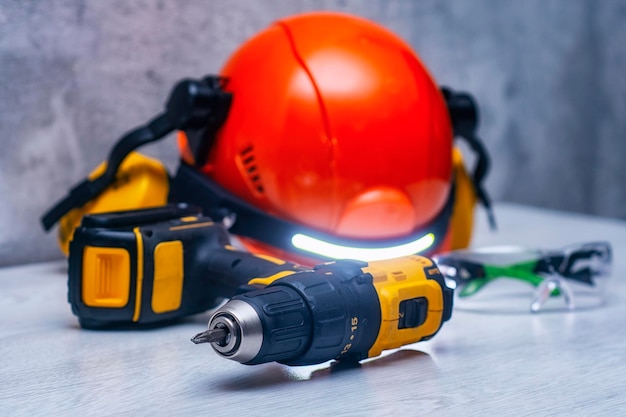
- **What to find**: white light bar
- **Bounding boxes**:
[291,233,435,262]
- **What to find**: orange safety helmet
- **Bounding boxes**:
[175,12,492,264]
[43,12,493,265]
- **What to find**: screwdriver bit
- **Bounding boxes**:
[191,328,228,345]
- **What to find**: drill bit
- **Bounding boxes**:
[191,328,228,345]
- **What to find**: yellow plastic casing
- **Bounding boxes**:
[363,255,446,359]
[58,152,169,256]
[448,147,477,250]
[80,229,186,320]
[247,270,297,287]
[237,250,299,286]
[82,246,131,308]
[151,240,184,314]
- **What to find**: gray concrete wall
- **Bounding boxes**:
[1,0,625,266]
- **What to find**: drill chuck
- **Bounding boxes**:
[208,300,265,363]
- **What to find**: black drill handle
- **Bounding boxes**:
[189,247,306,301]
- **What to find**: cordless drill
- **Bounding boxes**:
[68,204,305,328]
[192,256,453,366]
[69,205,453,366]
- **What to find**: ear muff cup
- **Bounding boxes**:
[57,152,169,255]
[448,147,477,250]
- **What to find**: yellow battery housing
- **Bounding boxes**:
[81,246,131,308]
[58,152,169,255]
[363,255,449,358]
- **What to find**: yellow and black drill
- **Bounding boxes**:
[192,256,452,366]
[69,205,453,365]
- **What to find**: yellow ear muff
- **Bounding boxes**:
[57,152,169,255]
[448,147,478,250]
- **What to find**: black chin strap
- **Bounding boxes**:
[41,76,232,231]
[442,87,497,230]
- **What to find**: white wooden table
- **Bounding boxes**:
[1,203,625,416]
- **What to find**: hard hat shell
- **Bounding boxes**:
[179,12,459,258]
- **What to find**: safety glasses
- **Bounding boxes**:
[434,242,612,313]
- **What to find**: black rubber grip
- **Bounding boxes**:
[236,260,382,366]
[237,286,313,364]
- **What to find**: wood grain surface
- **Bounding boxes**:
[1,203,624,416]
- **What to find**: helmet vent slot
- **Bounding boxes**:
[239,146,264,194]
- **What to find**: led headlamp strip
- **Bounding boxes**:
[291,233,435,262]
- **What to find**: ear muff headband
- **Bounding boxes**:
[442,87,496,230]
[41,76,231,231]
